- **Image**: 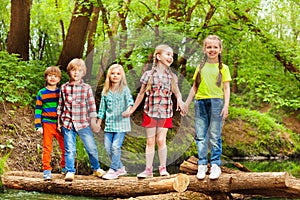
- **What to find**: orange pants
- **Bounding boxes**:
[42,123,65,171]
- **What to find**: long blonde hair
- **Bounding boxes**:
[195,35,223,90]
[145,44,177,93]
[102,64,128,95]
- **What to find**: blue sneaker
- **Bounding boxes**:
[61,167,67,175]
[43,170,52,181]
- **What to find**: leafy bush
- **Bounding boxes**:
[0,51,68,107]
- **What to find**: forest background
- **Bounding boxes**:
[0,0,300,178]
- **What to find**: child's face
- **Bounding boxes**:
[157,48,173,67]
[46,74,60,86]
[69,67,84,82]
[109,67,122,84]
[204,39,222,62]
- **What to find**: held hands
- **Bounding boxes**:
[91,118,101,133]
[122,106,133,118]
[176,99,188,116]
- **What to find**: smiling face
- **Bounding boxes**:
[109,67,122,84]
[46,73,60,87]
[154,45,174,68]
[204,38,222,63]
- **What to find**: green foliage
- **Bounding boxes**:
[224,107,300,157]
[0,152,11,175]
[0,51,46,106]
[0,51,69,107]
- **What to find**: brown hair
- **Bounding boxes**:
[66,58,87,77]
[44,66,62,79]
[194,35,223,90]
[145,44,177,93]
[102,64,127,95]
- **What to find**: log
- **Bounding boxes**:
[1,171,190,198]
[180,156,242,175]
[179,156,300,198]
[2,170,300,198]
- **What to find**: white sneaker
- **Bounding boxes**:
[209,164,221,179]
[65,172,75,181]
[103,168,118,180]
[196,165,208,179]
[116,166,127,176]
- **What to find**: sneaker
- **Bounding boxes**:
[43,170,52,181]
[65,172,75,182]
[209,164,221,179]
[61,167,67,175]
[116,166,127,176]
[103,168,119,180]
[159,166,170,176]
[137,167,153,178]
[93,168,106,178]
[196,165,208,179]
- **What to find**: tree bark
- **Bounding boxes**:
[7,0,31,60]
[57,0,93,71]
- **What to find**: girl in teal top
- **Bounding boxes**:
[96,64,133,180]
[184,35,231,180]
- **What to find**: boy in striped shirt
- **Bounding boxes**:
[34,66,65,181]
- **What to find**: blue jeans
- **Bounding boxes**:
[104,132,126,170]
[62,125,100,173]
[194,98,223,166]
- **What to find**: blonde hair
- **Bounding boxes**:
[145,44,177,93]
[66,58,87,77]
[195,35,223,89]
[102,64,127,95]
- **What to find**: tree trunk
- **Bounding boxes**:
[7,0,31,60]
[57,0,93,71]
[85,6,101,82]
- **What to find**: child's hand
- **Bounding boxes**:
[57,123,62,133]
[36,127,43,134]
[122,110,130,118]
[91,118,101,133]
[122,106,133,118]
[177,99,187,116]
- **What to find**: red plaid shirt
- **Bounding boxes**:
[141,69,178,118]
[57,80,97,131]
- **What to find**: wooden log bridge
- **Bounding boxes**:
[1,156,300,198]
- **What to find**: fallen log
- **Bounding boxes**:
[2,169,300,198]
[180,156,300,198]
[1,171,190,198]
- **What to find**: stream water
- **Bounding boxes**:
[1,159,300,200]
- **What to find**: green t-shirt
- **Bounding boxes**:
[193,63,231,99]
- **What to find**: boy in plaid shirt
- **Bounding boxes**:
[57,58,105,181]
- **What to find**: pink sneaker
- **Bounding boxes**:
[102,168,118,180]
[117,166,127,176]
[137,167,153,178]
[159,166,170,176]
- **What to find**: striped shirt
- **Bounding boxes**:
[141,69,177,118]
[98,86,134,132]
[34,87,60,129]
[57,80,97,131]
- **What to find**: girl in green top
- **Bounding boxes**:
[184,35,231,180]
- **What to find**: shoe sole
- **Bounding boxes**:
[137,175,153,179]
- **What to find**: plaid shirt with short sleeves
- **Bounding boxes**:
[97,86,134,132]
[57,80,97,131]
[141,69,178,119]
